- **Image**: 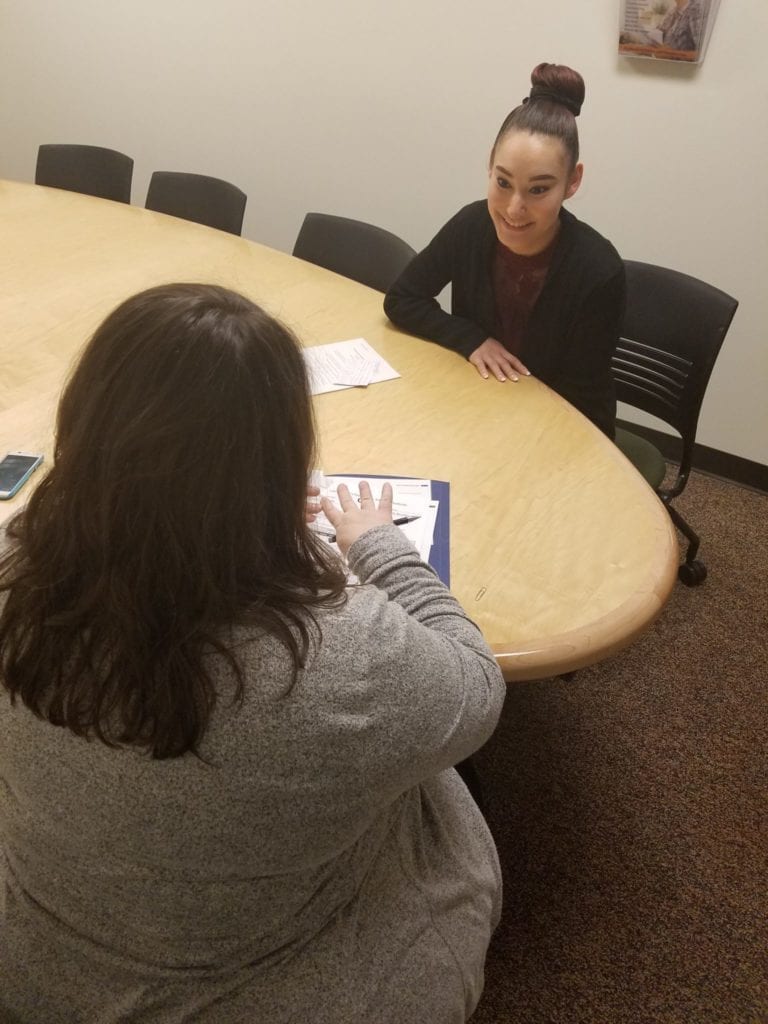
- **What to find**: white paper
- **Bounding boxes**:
[303,338,400,395]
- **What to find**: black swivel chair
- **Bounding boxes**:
[292,213,416,293]
[613,260,738,586]
[35,144,134,203]
[145,171,247,235]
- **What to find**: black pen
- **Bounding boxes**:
[324,514,421,545]
[392,515,422,527]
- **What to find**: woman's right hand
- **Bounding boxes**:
[320,480,393,556]
[469,337,530,382]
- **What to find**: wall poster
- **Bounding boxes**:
[618,0,721,63]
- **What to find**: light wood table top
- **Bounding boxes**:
[0,179,678,681]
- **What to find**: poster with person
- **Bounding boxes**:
[619,0,719,63]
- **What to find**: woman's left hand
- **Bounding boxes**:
[321,481,393,556]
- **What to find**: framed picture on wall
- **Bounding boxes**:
[618,0,720,63]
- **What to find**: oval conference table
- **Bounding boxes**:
[0,179,678,681]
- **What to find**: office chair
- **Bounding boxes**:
[293,212,416,293]
[613,260,738,586]
[145,172,247,235]
[35,144,134,203]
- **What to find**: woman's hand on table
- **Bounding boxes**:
[469,337,530,383]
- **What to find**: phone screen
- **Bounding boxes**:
[0,454,42,494]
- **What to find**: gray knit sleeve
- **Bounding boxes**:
[337,524,505,785]
[348,524,491,650]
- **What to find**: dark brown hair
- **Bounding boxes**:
[0,283,348,758]
[492,62,585,170]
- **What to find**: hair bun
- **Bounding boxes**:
[528,62,585,117]
[527,87,581,116]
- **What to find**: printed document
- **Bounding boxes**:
[303,339,400,395]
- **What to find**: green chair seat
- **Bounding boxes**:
[615,427,667,490]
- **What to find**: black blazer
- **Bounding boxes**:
[384,201,625,437]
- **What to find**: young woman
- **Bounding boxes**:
[384,62,625,438]
[0,284,505,1023]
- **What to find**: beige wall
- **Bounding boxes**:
[1,0,766,464]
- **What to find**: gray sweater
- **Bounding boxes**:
[0,525,505,1023]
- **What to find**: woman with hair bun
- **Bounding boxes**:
[385,62,625,438]
[0,283,504,1022]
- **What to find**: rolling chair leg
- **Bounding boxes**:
[663,499,707,586]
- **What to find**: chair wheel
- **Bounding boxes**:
[678,560,707,586]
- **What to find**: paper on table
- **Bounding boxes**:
[303,338,400,395]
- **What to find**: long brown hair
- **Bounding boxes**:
[0,283,348,758]
[492,62,585,170]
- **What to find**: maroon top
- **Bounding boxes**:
[492,236,557,355]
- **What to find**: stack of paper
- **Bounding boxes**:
[303,338,400,395]
[309,472,438,567]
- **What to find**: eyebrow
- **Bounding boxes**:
[495,165,558,182]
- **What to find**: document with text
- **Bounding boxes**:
[303,338,400,395]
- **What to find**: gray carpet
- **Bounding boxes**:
[472,472,767,1023]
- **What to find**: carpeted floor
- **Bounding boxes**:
[471,472,767,1024]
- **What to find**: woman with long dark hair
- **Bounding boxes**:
[0,283,505,1022]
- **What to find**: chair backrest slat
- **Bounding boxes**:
[614,338,692,413]
[614,373,683,414]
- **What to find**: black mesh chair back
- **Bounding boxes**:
[293,213,416,293]
[35,144,134,203]
[614,259,738,585]
[145,172,247,235]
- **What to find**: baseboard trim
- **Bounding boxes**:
[616,420,768,493]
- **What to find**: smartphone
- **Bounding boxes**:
[0,452,44,500]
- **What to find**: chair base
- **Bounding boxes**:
[616,429,706,587]
[678,559,707,586]
[663,498,707,586]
